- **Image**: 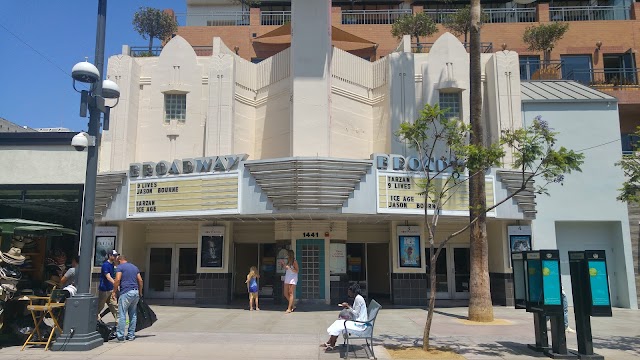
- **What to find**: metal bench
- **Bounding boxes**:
[342,299,382,360]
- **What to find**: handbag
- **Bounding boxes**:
[96,319,116,342]
[338,308,354,320]
[135,298,158,331]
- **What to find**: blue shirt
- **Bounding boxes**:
[116,262,140,295]
[99,260,115,291]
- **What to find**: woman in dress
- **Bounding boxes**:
[322,283,367,351]
[283,249,299,313]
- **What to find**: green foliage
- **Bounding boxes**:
[232,0,261,5]
[501,116,584,195]
[230,0,261,6]
[617,127,640,202]
[443,6,488,41]
[132,7,178,52]
[523,22,570,52]
[391,13,438,44]
[396,106,584,203]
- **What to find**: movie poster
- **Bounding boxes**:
[200,235,223,268]
[510,235,532,253]
[399,236,421,268]
[94,226,118,267]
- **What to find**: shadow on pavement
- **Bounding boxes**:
[433,310,468,320]
[593,335,640,356]
[375,333,547,359]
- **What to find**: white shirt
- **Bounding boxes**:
[351,294,368,323]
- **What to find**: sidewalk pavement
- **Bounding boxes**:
[1,302,638,359]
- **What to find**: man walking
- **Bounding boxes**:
[98,250,119,323]
[112,255,143,341]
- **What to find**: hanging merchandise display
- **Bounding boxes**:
[0,219,79,344]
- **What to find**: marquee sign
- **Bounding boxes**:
[127,174,239,218]
[376,171,495,216]
[129,154,248,178]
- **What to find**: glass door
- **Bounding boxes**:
[175,245,197,299]
[561,55,592,85]
[295,239,326,301]
[426,247,449,299]
[451,246,471,299]
[146,246,174,298]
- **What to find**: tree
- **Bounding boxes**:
[230,0,261,7]
[617,129,640,202]
[391,13,438,53]
[467,0,491,323]
[523,22,570,65]
[132,7,178,53]
[396,106,584,350]
[443,6,488,43]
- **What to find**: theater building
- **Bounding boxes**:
[94,2,637,308]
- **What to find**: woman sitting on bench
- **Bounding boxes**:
[322,283,367,352]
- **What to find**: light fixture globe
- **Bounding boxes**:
[71,61,100,83]
[102,79,120,99]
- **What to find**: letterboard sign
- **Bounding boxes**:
[127,174,239,218]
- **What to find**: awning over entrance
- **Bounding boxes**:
[254,24,377,50]
[0,219,77,236]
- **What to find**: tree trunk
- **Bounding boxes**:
[467,0,494,323]
[148,36,154,53]
[423,243,437,350]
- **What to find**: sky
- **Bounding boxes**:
[0,0,186,131]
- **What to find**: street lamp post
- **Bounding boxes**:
[52,0,119,351]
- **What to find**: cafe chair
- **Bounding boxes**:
[21,289,66,351]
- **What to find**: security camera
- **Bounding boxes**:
[71,132,89,151]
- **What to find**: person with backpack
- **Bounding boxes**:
[245,266,260,311]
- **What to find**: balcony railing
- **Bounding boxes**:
[342,9,412,25]
[564,68,640,88]
[424,8,536,24]
[130,45,213,57]
[520,60,564,80]
[411,42,493,53]
[261,11,291,26]
[549,6,630,21]
[130,46,162,57]
[174,12,250,26]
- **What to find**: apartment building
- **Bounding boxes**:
[151,0,640,154]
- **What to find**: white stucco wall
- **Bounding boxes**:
[523,101,638,309]
[0,145,86,184]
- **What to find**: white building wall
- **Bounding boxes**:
[0,145,86,184]
[523,102,638,309]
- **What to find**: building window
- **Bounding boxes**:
[561,55,593,85]
[438,92,461,120]
[621,133,640,155]
[164,94,186,123]
[519,55,541,81]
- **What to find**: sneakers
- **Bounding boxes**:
[116,337,125,342]
[566,327,576,333]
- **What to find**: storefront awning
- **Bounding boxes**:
[0,219,62,227]
[0,219,77,237]
[13,225,78,236]
[254,24,376,49]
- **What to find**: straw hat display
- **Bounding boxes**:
[0,247,26,265]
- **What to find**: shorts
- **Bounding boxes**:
[249,292,258,300]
